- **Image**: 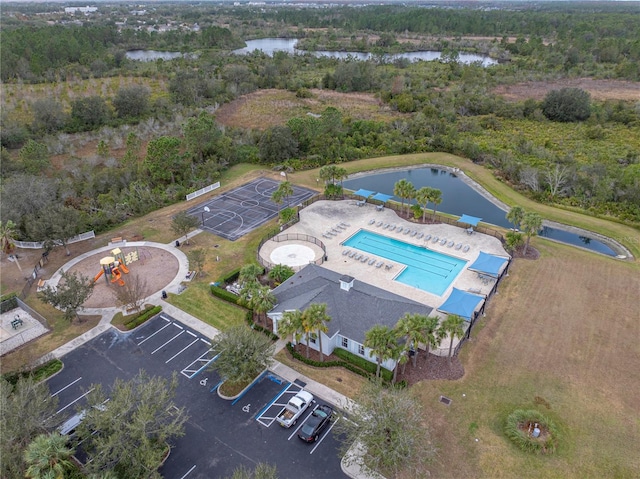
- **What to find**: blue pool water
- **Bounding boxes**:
[343,230,467,296]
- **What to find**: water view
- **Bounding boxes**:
[343,168,618,257]
[232,38,498,66]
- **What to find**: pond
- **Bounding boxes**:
[232,38,498,66]
[125,50,196,61]
[342,167,619,257]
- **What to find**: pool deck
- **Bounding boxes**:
[260,200,509,313]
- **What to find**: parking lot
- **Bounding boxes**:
[47,314,348,478]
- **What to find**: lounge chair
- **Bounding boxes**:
[341,222,350,227]
[377,221,383,227]
[368,219,375,225]
[446,241,454,247]
[416,232,423,239]
[368,258,377,265]
[389,225,396,231]
[349,251,357,258]
[440,238,447,245]
[396,227,403,233]
[354,254,362,260]
[360,256,369,263]
[455,243,463,250]
[383,223,390,229]
[385,264,393,271]
[331,228,340,234]
[342,250,350,256]
[404,229,411,235]
[336,224,346,230]
[322,234,331,239]
[424,234,431,241]
[463,245,470,253]
[376,262,383,268]
[432,236,439,243]
[411,230,418,237]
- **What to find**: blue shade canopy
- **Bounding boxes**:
[371,192,394,202]
[457,214,482,226]
[437,288,485,321]
[352,188,376,198]
[468,251,509,278]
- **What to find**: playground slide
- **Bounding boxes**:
[93,270,104,283]
[110,268,125,286]
[119,263,129,274]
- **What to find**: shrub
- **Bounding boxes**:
[123,305,162,330]
[505,409,559,454]
[541,88,591,122]
[2,358,63,385]
[0,293,18,313]
[210,285,239,304]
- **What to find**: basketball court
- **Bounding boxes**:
[186,178,316,241]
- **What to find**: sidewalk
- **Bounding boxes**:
[40,234,378,478]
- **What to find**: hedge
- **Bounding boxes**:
[245,310,279,340]
[219,268,241,284]
[2,358,63,385]
[333,347,394,382]
[285,342,394,382]
[0,293,18,314]
[210,285,239,304]
[123,305,162,330]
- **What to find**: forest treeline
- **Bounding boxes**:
[1,3,639,247]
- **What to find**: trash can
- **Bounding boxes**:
[161,290,168,299]
[175,240,180,247]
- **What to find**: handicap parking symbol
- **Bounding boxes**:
[200,377,208,387]
[242,403,251,413]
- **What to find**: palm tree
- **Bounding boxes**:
[239,263,263,286]
[319,164,347,187]
[521,211,543,255]
[251,284,276,328]
[278,309,305,345]
[438,314,466,366]
[268,264,294,286]
[393,179,415,215]
[395,313,427,368]
[364,325,398,378]
[428,188,443,221]
[506,205,525,230]
[24,433,74,479]
[302,303,332,362]
[421,316,440,366]
[390,341,408,384]
[0,220,21,271]
[414,187,431,223]
[271,180,294,208]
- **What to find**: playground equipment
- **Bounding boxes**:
[110,267,125,286]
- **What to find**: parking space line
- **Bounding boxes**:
[137,321,172,345]
[310,416,339,455]
[181,350,219,379]
[255,382,296,427]
[50,377,82,397]
[288,404,317,441]
[56,387,94,415]
[160,314,171,322]
[178,464,196,479]
[186,330,197,338]
[165,338,200,364]
[200,338,211,345]
[151,330,185,354]
[172,323,184,330]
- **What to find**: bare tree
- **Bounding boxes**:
[520,166,540,192]
[114,273,149,313]
[187,248,207,276]
[544,164,573,198]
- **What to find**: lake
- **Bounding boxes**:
[232,38,498,66]
[342,167,619,257]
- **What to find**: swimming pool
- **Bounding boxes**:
[343,230,467,296]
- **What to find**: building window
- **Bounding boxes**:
[341,337,348,348]
[310,337,316,344]
[358,344,365,356]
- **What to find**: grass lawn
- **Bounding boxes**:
[165,282,246,332]
[291,153,640,261]
[411,239,640,479]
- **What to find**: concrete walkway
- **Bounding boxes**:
[41,234,374,478]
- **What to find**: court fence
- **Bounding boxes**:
[186,181,220,201]
[257,233,327,272]
[14,230,95,249]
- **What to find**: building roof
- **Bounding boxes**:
[269,264,432,343]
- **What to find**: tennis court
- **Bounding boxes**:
[186,178,316,241]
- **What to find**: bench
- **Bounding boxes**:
[11,316,24,329]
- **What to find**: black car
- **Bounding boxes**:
[297,404,333,443]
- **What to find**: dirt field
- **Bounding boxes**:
[214,88,407,130]
[492,78,640,101]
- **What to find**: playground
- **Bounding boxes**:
[63,246,179,309]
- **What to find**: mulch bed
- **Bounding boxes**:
[291,344,464,386]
